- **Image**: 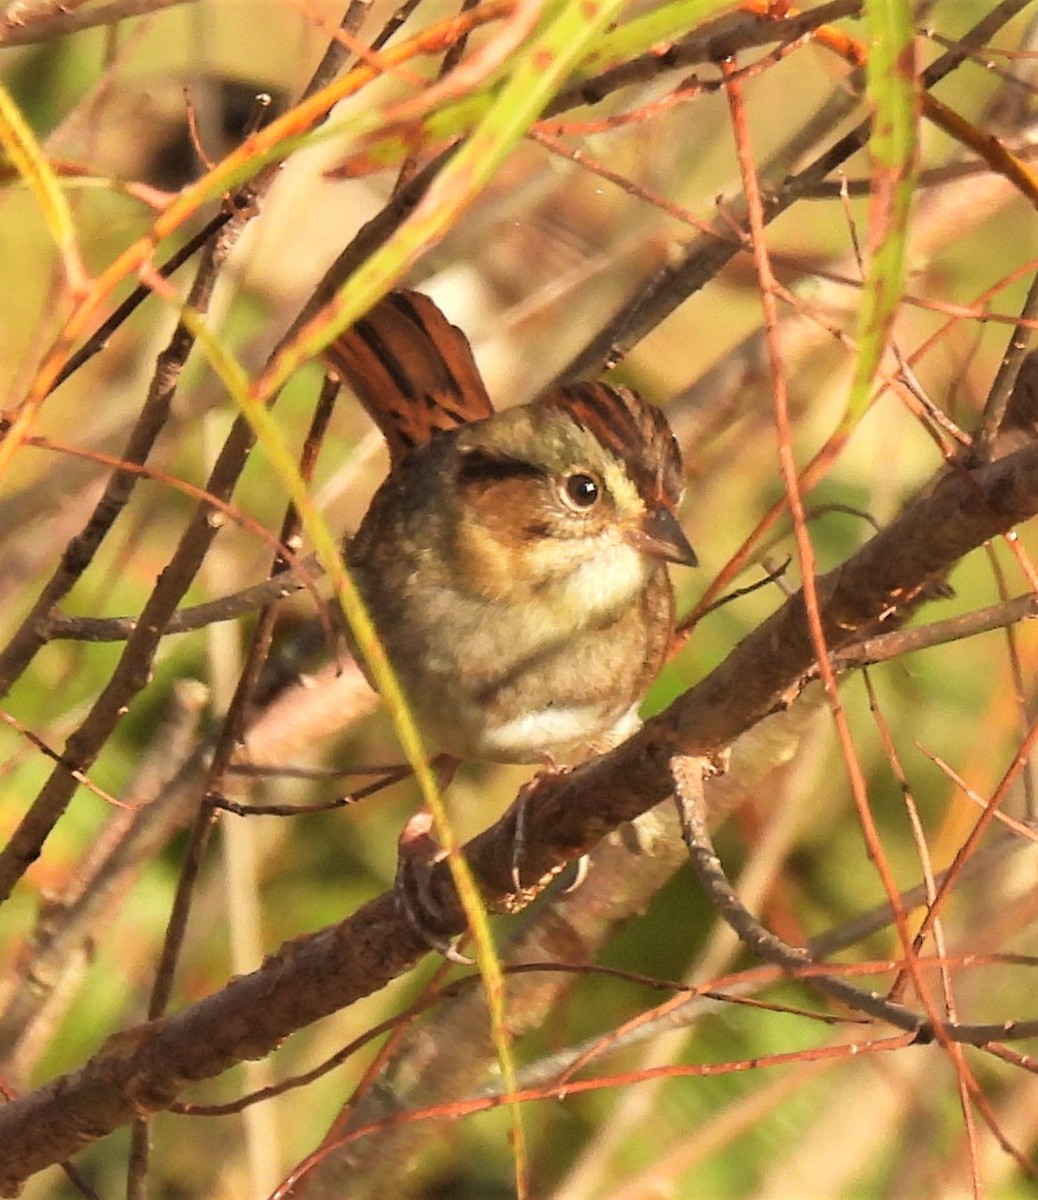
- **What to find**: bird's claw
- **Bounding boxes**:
[395,811,472,964]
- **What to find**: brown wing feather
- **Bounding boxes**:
[323,290,495,466]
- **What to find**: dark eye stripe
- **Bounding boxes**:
[457,449,547,487]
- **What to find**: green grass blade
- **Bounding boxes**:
[842,0,918,434]
[0,78,83,287]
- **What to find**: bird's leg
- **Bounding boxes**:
[394,754,472,963]
[511,752,571,892]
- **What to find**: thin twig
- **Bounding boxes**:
[670,754,928,1034]
[0,217,234,697]
[0,682,209,1072]
[5,437,1038,1184]
[546,0,862,117]
[832,594,1038,668]
[555,0,1035,381]
[0,0,195,46]
[44,562,321,643]
[969,270,1038,463]
[51,212,235,391]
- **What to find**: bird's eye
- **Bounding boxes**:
[562,472,601,509]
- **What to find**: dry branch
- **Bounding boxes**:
[3,438,1038,1191]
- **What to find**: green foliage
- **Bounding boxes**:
[2,1,1037,1197]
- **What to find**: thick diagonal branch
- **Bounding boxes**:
[2,444,1038,1192]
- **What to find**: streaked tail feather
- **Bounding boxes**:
[323,290,495,466]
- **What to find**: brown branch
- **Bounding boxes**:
[0,209,265,903]
[0,0,400,903]
[0,0,195,46]
[294,702,823,1198]
[0,683,210,1074]
[0,220,234,698]
[832,594,1038,669]
[546,0,862,117]
[971,279,1038,463]
[41,561,321,643]
[670,754,927,1034]
[3,437,1038,1190]
[555,0,1035,381]
[126,374,343,1195]
[672,756,1038,1049]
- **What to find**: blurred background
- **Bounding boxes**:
[1,0,1038,1196]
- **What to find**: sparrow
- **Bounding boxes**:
[322,290,696,766]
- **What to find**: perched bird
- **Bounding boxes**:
[323,290,696,765]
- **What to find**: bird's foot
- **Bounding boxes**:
[395,809,472,964]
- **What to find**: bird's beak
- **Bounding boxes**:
[625,506,698,567]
